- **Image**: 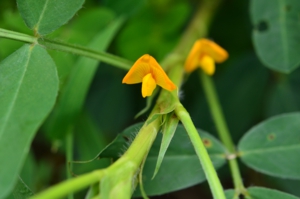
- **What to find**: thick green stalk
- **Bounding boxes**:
[200,71,246,193]
[30,170,105,199]
[175,104,226,199]
[0,28,131,71]
[0,28,37,43]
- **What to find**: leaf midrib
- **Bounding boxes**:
[278,0,289,67]
[34,0,50,33]
[0,46,31,138]
[147,153,226,160]
[240,144,300,155]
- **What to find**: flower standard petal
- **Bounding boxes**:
[122,54,177,97]
[184,39,229,75]
[149,56,177,92]
[184,40,202,73]
[142,73,157,98]
[122,55,152,84]
[199,39,228,63]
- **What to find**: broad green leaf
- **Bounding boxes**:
[11,177,34,199]
[0,44,58,198]
[248,187,299,199]
[17,0,85,35]
[238,112,300,179]
[135,124,227,196]
[225,187,298,199]
[251,0,300,73]
[152,112,179,179]
[45,18,124,140]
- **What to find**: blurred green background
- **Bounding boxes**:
[1,0,299,198]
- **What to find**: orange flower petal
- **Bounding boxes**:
[149,56,177,91]
[184,40,201,73]
[199,39,228,63]
[200,55,215,75]
[122,54,177,97]
[142,73,156,98]
[122,55,152,84]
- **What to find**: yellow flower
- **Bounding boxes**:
[184,39,228,75]
[122,54,177,98]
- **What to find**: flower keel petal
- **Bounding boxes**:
[142,73,157,98]
[200,55,215,75]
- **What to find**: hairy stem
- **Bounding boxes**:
[0,28,131,71]
[30,170,105,199]
[175,104,226,199]
[200,71,246,193]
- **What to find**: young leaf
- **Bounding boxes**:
[152,112,179,179]
[134,124,227,196]
[238,112,300,179]
[17,0,85,35]
[147,91,178,125]
[251,0,300,73]
[0,44,58,198]
[45,17,124,140]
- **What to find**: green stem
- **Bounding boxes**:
[0,28,37,43]
[175,104,226,199]
[66,127,74,199]
[30,170,105,199]
[200,71,246,193]
[0,28,131,71]
[38,38,131,70]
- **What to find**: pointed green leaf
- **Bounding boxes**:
[0,44,58,198]
[45,18,124,140]
[152,112,179,179]
[17,0,85,35]
[251,0,300,73]
[238,112,300,179]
